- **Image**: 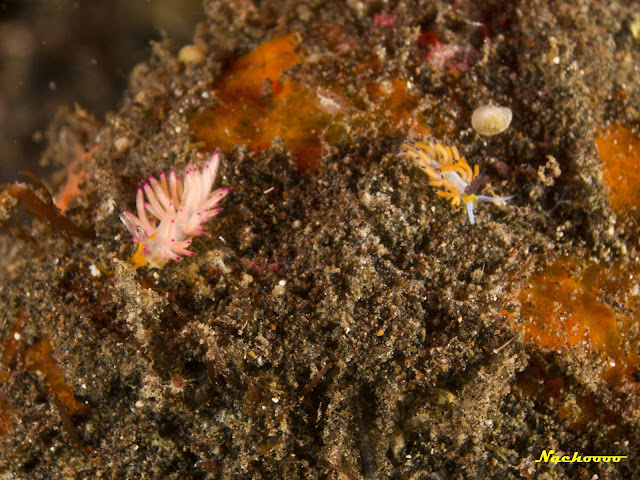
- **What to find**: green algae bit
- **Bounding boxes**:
[631,17,640,41]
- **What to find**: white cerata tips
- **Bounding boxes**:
[119,151,230,269]
[471,105,512,136]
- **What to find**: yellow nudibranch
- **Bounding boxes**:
[401,140,513,224]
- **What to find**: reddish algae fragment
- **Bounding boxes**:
[1,182,95,240]
[0,311,25,382]
[54,146,96,213]
[0,400,10,436]
[25,339,89,418]
[0,311,27,436]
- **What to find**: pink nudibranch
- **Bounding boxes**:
[119,151,229,268]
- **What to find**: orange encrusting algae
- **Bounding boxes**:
[511,257,640,388]
[595,123,640,215]
[190,33,428,171]
[191,34,329,171]
[220,33,301,97]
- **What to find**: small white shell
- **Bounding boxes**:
[471,105,512,136]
